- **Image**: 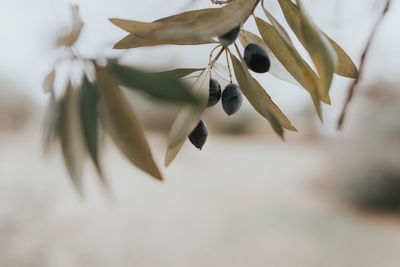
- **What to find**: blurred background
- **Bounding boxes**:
[1,0,400,266]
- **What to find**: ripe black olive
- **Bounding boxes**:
[217,25,241,47]
[244,43,271,73]
[221,84,243,116]
[188,120,208,150]
[208,79,222,107]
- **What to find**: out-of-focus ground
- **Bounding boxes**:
[1,81,400,267]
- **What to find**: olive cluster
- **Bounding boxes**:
[188,25,271,150]
[188,78,243,150]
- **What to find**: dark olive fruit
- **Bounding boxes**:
[222,84,243,116]
[244,43,271,73]
[188,120,208,150]
[217,25,241,47]
[208,79,222,107]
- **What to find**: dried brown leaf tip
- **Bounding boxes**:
[56,5,83,47]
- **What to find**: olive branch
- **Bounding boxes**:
[44,0,389,196]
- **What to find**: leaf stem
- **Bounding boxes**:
[209,45,223,65]
[209,46,226,68]
[225,48,233,83]
[261,0,265,10]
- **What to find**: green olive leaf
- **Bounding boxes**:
[107,61,198,103]
[113,33,216,49]
[277,0,337,101]
[260,8,331,104]
[78,76,108,187]
[165,67,211,165]
[262,8,293,46]
[153,68,205,79]
[165,140,185,167]
[110,17,216,49]
[278,0,358,79]
[157,0,260,41]
[95,64,163,181]
[110,8,218,34]
[59,82,86,196]
[239,29,298,86]
[251,77,293,135]
[231,45,295,137]
[111,0,259,48]
[255,16,323,121]
[43,69,56,94]
[211,63,231,83]
[108,19,161,35]
[326,36,358,79]
[43,92,61,152]
[56,5,83,47]
[155,8,217,23]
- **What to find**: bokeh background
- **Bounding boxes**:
[1,0,400,266]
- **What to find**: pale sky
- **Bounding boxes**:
[1,0,399,128]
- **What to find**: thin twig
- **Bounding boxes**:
[225,48,233,83]
[209,45,223,65]
[226,46,233,57]
[209,46,226,79]
[209,46,226,67]
[337,0,391,130]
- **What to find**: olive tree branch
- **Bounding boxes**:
[337,0,391,130]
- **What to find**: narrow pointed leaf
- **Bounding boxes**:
[95,64,163,181]
[165,140,185,167]
[277,0,337,101]
[262,9,293,46]
[108,61,198,103]
[43,92,61,152]
[230,47,294,136]
[113,33,216,49]
[110,11,218,49]
[325,36,358,79]
[43,69,56,94]
[212,63,231,83]
[166,67,210,164]
[111,0,259,48]
[167,67,210,148]
[110,8,218,34]
[278,0,358,79]
[155,8,217,23]
[159,0,259,41]
[109,19,161,35]
[59,83,86,195]
[255,16,323,120]
[256,13,331,104]
[239,29,298,85]
[153,68,205,79]
[78,76,107,186]
[56,5,83,47]
[252,77,294,134]
[110,17,216,49]
[166,0,257,37]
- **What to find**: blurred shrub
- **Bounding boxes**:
[0,79,36,132]
[331,82,400,214]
